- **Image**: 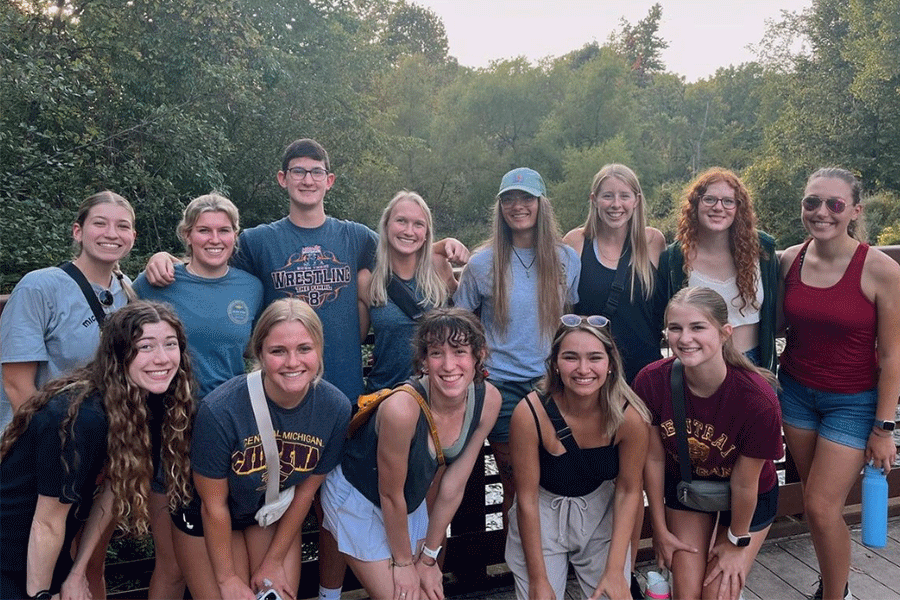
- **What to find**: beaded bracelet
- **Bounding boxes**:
[390,557,415,568]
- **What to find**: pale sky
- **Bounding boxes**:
[416,0,813,82]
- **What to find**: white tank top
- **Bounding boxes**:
[688,267,763,327]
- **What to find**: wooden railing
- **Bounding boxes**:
[2,248,900,598]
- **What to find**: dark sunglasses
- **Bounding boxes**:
[560,314,610,328]
[98,290,114,307]
[802,195,847,214]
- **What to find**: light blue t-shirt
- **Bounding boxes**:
[133,263,263,398]
[0,266,129,429]
[454,245,580,382]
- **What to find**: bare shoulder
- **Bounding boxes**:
[562,227,586,254]
[865,246,900,288]
[645,227,666,252]
[780,243,804,273]
[480,381,503,424]
[619,398,650,438]
[376,390,421,431]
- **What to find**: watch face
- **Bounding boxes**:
[876,419,896,431]
[736,536,751,547]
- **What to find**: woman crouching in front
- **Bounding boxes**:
[634,287,783,600]
[505,314,650,600]
[322,308,501,600]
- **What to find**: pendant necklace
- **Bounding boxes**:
[512,247,536,278]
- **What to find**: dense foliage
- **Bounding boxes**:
[3,0,900,292]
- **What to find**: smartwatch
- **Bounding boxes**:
[30,592,52,600]
[873,418,896,432]
[420,544,442,566]
[727,527,751,548]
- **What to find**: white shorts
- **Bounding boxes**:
[321,464,428,562]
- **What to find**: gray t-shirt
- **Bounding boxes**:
[191,373,350,522]
[454,246,580,381]
[0,267,129,429]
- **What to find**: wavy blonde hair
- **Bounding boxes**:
[369,191,448,309]
[539,319,650,439]
[481,191,567,340]
[665,287,777,388]
[677,168,763,315]
[582,164,655,300]
[1,302,195,532]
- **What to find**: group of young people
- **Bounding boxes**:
[0,135,897,600]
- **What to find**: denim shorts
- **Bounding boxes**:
[778,370,877,450]
[487,377,540,443]
[742,345,762,367]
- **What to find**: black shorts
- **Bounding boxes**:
[664,478,779,532]
[170,500,257,537]
[171,502,204,537]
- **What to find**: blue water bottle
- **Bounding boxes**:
[861,463,888,548]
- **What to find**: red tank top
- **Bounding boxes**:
[780,240,877,393]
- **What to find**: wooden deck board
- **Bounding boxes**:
[334,518,900,599]
[750,540,814,599]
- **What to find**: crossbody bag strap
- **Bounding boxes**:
[405,379,445,466]
[601,242,632,317]
[670,359,693,483]
[387,274,425,321]
[59,261,108,326]
[247,370,281,503]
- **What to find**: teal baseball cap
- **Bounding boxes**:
[498,167,546,198]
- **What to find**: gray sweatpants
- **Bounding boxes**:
[505,480,631,599]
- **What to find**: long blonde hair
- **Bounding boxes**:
[482,193,568,340]
[369,191,448,309]
[1,302,195,531]
[665,287,777,388]
[582,164,655,300]
[539,319,650,438]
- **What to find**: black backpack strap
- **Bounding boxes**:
[602,242,632,317]
[540,392,580,456]
[58,261,107,327]
[670,359,693,483]
[387,274,424,321]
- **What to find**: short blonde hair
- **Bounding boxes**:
[250,298,324,383]
[176,193,240,258]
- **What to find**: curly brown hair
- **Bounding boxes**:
[0,301,195,533]
[414,308,488,384]
[677,168,764,315]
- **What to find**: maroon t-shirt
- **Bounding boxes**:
[633,357,783,493]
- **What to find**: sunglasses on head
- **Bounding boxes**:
[560,314,610,328]
[802,195,847,214]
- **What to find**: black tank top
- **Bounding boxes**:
[574,238,664,382]
[525,395,620,497]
